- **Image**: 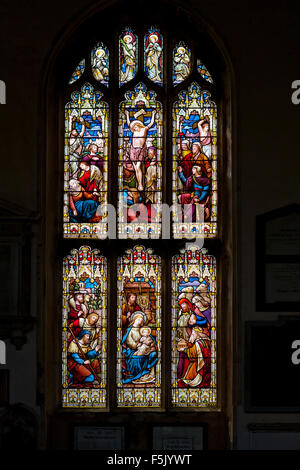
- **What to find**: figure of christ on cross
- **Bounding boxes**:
[124,108,156,192]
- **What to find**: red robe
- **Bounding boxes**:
[78,169,98,200]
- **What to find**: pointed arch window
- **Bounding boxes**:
[60,22,226,413]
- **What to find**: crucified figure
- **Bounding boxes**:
[125,108,156,192]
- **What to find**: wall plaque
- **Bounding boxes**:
[74,427,125,450]
[256,204,300,311]
[153,426,205,450]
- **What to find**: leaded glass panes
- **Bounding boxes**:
[172,82,217,238]
[119,28,138,86]
[197,59,213,84]
[117,246,161,407]
[118,83,162,238]
[69,59,85,85]
[173,42,192,84]
[144,28,163,85]
[62,27,222,413]
[64,83,109,238]
[91,43,109,85]
[171,247,217,407]
[62,246,107,408]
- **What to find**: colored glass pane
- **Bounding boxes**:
[173,42,192,84]
[64,83,109,238]
[117,246,161,407]
[91,43,109,85]
[197,59,213,84]
[69,59,85,85]
[171,246,217,407]
[144,28,163,85]
[118,83,162,238]
[62,246,107,408]
[119,29,138,86]
[172,82,217,238]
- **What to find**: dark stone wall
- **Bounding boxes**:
[0,0,299,449]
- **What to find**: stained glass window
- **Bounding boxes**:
[64,83,109,238]
[117,246,161,407]
[62,26,222,413]
[91,43,109,85]
[173,42,192,84]
[197,59,213,84]
[69,59,85,85]
[62,246,107,408]
[119,28,138,86]
[118,83,162,238]
[171,246,217,407]
[144,28,163,85]
[172,82,217,238]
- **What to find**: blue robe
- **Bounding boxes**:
[69,199,98,222]
[121,325,158,384]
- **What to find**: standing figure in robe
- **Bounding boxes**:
[122,293,142,328]
[145,33,162,82]
[120,33,136,83]
[177,327,211,388]
[69,116,85,177]
[178,165,211,222]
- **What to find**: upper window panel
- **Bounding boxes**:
[69,59,85,85]
[91,43,109,86]
[173,42,192,85]
[173,82,217,238]
[197,59,213,84]
[144,28,163,85]
[119,28,138,86]
[118,83,162,239]
[65,29,218,241]
[64,83,109,238]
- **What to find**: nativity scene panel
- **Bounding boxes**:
[171,247,217,407]
[117,246,161,407]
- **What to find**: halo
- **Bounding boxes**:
[130,311,146,323]
[96,48,105,58]
[123,34,133,43]
[149,33,159,43]
[177,47,186,54]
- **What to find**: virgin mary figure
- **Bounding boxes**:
[121,311,158,384]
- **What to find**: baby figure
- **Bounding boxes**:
[133,327,156,356]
